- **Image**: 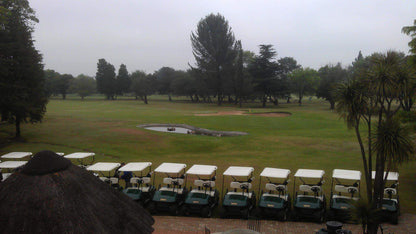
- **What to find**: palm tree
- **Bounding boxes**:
[402,20,416,55]
[335,50,416,234]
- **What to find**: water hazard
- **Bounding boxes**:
[144,127,193,134]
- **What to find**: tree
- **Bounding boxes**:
[289,67,319,105]
[72,74,96,100]
[116,64,131,96]
[0,0,47,138]
[191,13,236,105]
[155,67,176,101]
[277,57,300,103]
[248,44,280,107]
[44,69,61,97]
[317,63,348,109]
[130,71,155,104]
[95,59,116,99]
[56,73,73,99]
[402,19,416,65]
[335,50,416,233]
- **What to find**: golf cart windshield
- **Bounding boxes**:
[190,193,209,199]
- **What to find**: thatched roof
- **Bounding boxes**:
[0,151,154,234]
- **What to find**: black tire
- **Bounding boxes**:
[280,210,288,221]
[252,207,262,219]
[201,206,212,218]
[179,205,188,216]
[148,202,157,215]
[169,204,179,216]
[241,208,249,219]
[391,213,399,225]
[316,211,325,223]
[219,207,227,219]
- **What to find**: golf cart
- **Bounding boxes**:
[119,162,155,206]
[64,152,95,168]
[180,164,219,217]
[256,167,291,220]
[328,169,361,222]
[293,169,326,222]
[0,161,28,182]
[87,162,122,190]
[148,163,187,215]
[220,166,256,219]
[372,171,400,224]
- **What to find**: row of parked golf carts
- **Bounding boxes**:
[0,152,400,224]
[83,161,400,224]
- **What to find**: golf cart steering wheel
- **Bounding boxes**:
[311,186,320,193]
[203,182,211,188]
[240,184,248,190]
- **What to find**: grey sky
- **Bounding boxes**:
[30,0,416,77]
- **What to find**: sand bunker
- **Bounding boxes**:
[195,111,291,117]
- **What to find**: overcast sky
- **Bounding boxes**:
[30,0,416,77]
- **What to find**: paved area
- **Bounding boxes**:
[153,213,416,233]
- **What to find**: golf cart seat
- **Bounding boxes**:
[265,183,287,192]
[230,181,252,190]
[163,177,184,186]
[384,188,397,196]
[109,177,119,185]
[299,184,312,193]
[99,177,109,182]
[194,179,215,188]
[131,177,151,185]
[335,184,349,193]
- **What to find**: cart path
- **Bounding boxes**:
[153,213,416,233]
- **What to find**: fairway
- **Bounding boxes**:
[1,97,415,214]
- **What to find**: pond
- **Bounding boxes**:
[144,126,193,134]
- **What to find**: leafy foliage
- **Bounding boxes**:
[0,0,47,138]
[96,59,116,100]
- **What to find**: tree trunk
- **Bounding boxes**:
[15,116,21,138]
[168,94,172,102]
[262,95,267,108]
[62,93,66,100]
[330,100,335,110]
[144,95,148,104]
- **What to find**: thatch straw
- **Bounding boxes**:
[0,150,154,234]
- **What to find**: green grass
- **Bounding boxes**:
[1,96,415,214]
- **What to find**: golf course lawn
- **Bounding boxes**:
[1,96,415,214]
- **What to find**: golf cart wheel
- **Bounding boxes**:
[219,207,227,219]
[241,208,249,219]
[280,210,288,221]
[391,213,399,225]
[169,204,179,216]
[316,211,325,223]
[148,202,157,214]
[201,206,212,218]
[179,205,189,216]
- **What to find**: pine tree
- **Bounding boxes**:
[0,0,47,138]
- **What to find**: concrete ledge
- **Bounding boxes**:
[138,124,248,137]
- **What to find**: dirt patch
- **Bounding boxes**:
[195,111,245,116]
[195,111,291,117]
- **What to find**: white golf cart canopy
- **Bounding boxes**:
[1,152,32,159]
[64,152,95,159]
[154,163,186,174]
[186,164,217,176]
[294,169,325,179]
[118,162,152,172]
[260,167,290,179]
[0,160,27,169]
[87,162,121,172]
[371,171,399,181]
[332,169,361,181]
[223,166,254,177]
